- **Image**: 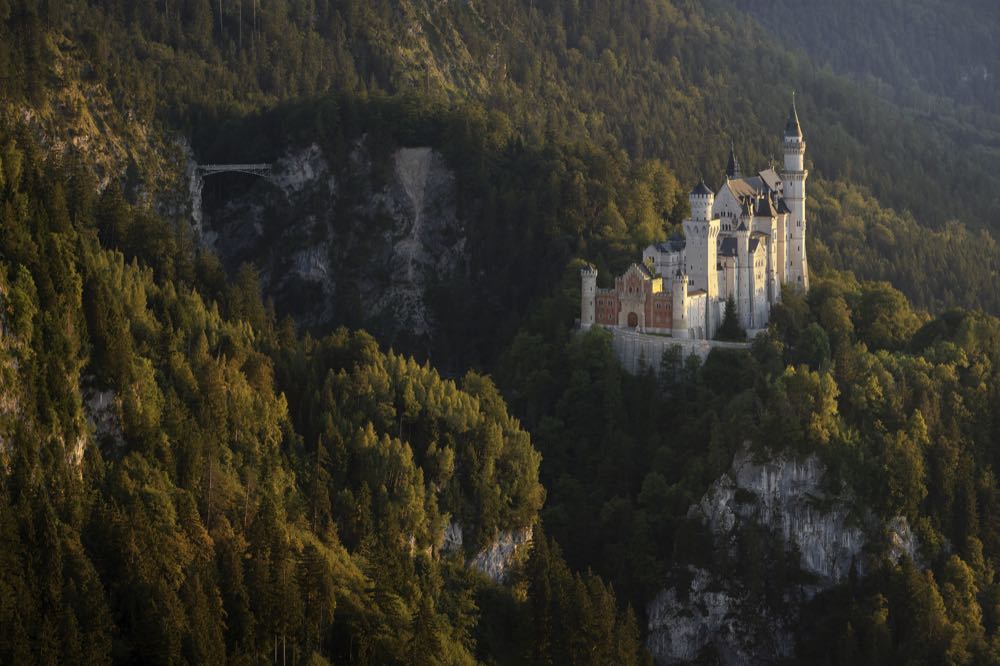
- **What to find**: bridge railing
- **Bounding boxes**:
[196,164,273,177]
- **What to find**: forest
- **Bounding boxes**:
[0,128,641,662]
[3,0,1000,664]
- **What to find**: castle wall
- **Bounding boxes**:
[649,292,673,329]
[719,256,737,301]
[643,247,684,278]
[596,289,619,326]
[686,292,708,339]
[609,328,749,376]
[713,186,743,224]
[753,244,769,327]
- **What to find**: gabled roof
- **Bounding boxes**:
[632,262,655,279]
[723,177,767,201]
[758,168,782,192]
[719,237,738,257]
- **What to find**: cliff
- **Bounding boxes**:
[440,520,534,583]
[647,445,919,665]
[196,141,468,352]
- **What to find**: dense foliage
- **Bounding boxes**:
[5,1,1000,664]
[0,128,646,663]
[498,261,1000,662]
[3,0,1000,327]
[727,0,1000,112]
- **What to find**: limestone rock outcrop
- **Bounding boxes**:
[647,445,918,665]
[440,520,533,583]
[194,140,468,349]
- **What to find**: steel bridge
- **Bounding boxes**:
[196,163,273,179]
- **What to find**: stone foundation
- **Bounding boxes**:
[607,327,749,375]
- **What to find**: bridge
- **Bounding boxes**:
[196,163,273,179]
[190,163,274,236]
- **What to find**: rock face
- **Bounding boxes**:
[647,567,795,665]
[692,448,864,584]
[196,141,468,350]
[469,526,533,583]
[440,521,533,583]
[647,445,916,665]
[83,382,124,452]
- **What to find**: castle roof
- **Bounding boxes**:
[754,196,777,218]
[718,236,763,258]
[633,262,655,279]
[724,176,768,201]
[653,237,686,254]
[691,180,713,196]
[758,168,782,193]
[785,94,803,138]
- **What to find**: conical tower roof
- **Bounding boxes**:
[784,93,803,138]
[691,179,713,196]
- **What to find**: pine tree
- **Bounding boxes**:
[716,295,746,342]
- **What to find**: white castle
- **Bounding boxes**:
[581,98,809,340]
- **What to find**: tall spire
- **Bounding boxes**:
[784,91,802,138]
[726,142,741,179]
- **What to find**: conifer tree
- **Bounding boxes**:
[716,295,746,342]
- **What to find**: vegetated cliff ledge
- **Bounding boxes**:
[647,444,920,665]
[440,520,534,583]
[196,141,468,356]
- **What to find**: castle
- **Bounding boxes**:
[581,98,809,340]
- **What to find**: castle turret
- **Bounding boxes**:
[735,219,752,329]
[689,179,714,221]
[672,270,689,338]
[683,181,720,338]
[782,93,809,290]
[580,264,597,329]
[726,143,741,180]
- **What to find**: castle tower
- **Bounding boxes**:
[726,143,741,180]
[754,196,780,306]
[672,270,689,338]
[782,93,809,290]
[580,264,597,329]
[735,220,752,329]
[683,180,720,338]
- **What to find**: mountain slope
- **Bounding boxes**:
[6,0,1000,340]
